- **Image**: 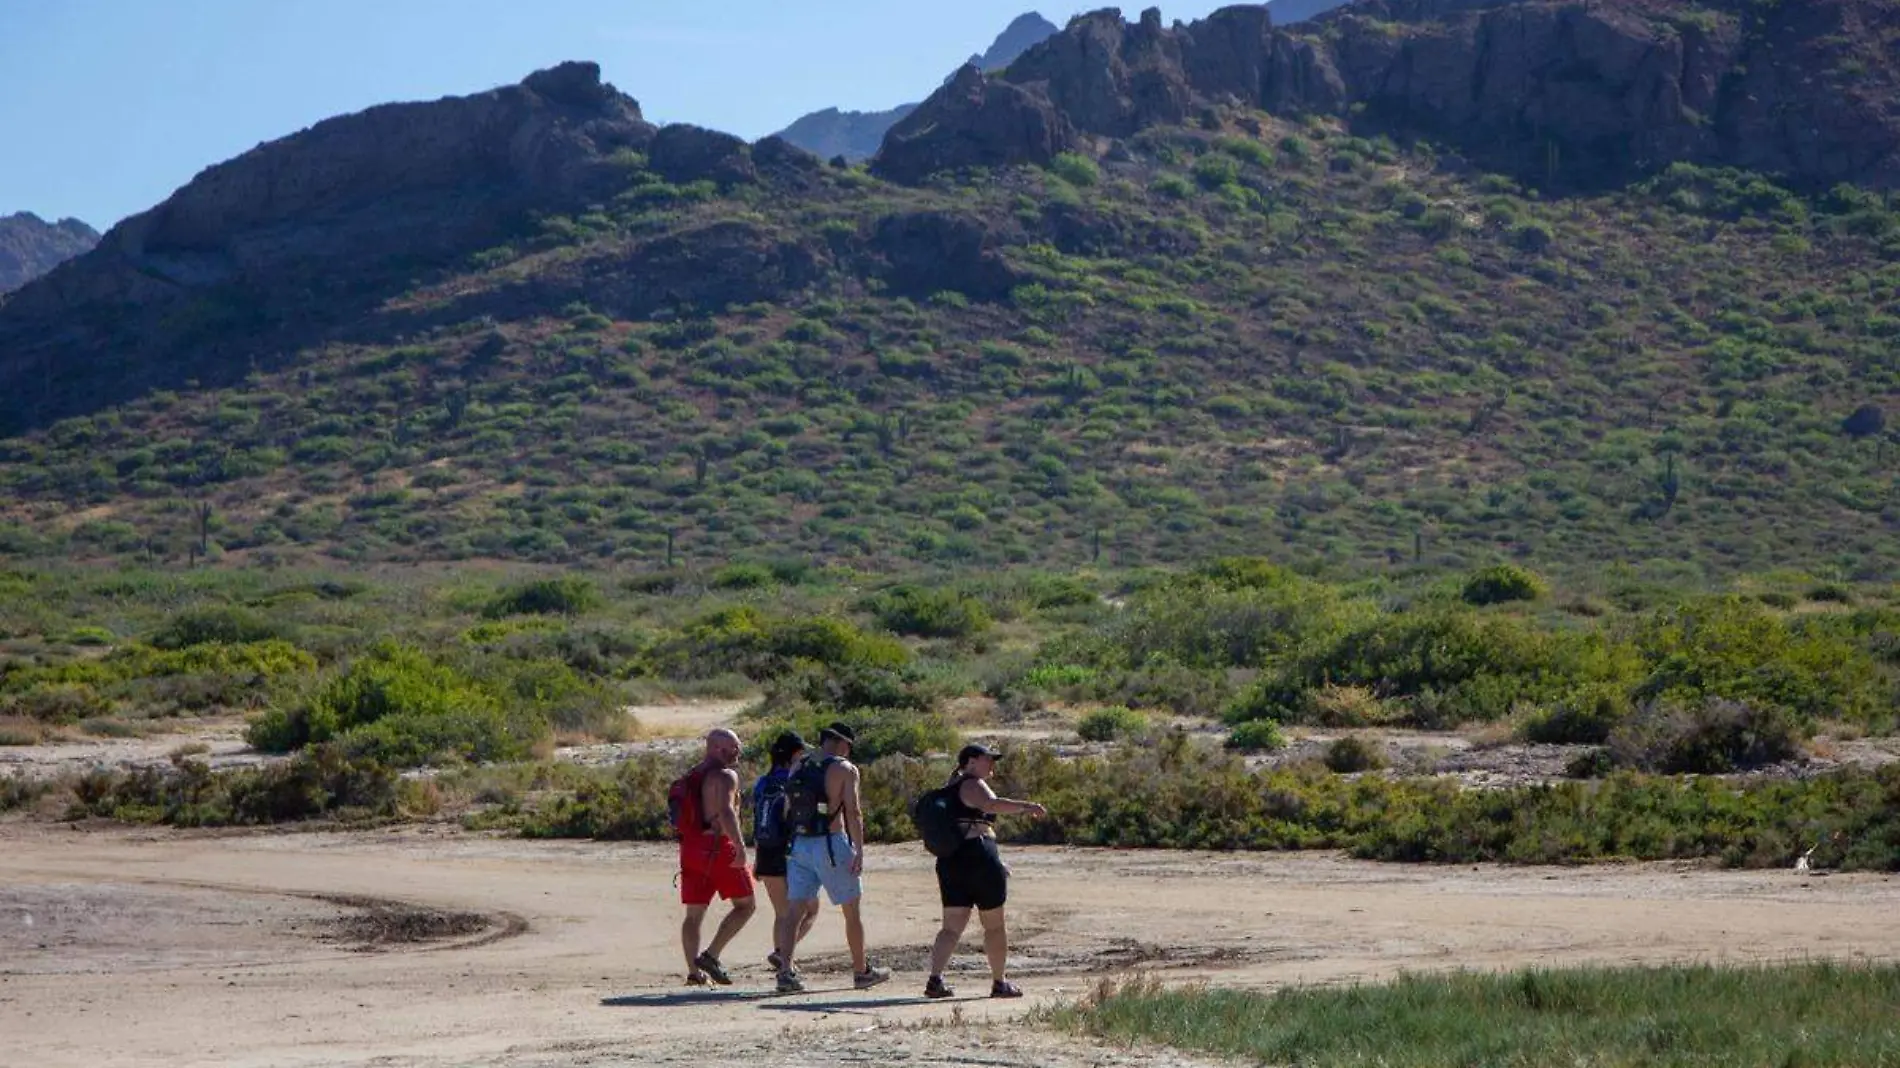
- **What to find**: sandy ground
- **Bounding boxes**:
[4,822,1899,1068]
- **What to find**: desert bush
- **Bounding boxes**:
[1461,564,1548,606]
[863,585,993,640]
[1323,736,1387,773]
[1606,697,1804,774]
[1632,597,1885,725]
[150,605,287,649]
[1230,611,1632,728]
[248,645,542,767]
[1077,705,1149,742]
[1225,719,1286,752]
[66,745,406,826]
[1518,684,1630,744]
[743,706,960,765]
[483,577,602,618]
[1050,153,1102,187]
[647,607,910,681]
[1,682,112,725]
[0,716,43,746]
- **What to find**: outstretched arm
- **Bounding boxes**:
[960,777,1047,818]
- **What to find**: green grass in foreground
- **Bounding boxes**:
[1052,964,1900,1067]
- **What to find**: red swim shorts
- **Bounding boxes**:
[680,849,755,906]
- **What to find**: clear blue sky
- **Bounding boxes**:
[1,0,1246,230]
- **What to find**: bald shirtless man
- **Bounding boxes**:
[679,728,756,986]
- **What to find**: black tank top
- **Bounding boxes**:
[946,774,995,827]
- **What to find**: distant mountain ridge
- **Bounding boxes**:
[0,213,99,293]
[774,13,1060,162]
[875,0,1900,192]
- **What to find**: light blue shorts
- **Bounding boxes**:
[786,833,862,906]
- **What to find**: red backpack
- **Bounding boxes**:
[667,765,710,841]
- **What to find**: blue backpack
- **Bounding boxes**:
[752,768,792,849]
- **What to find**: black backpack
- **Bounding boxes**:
[782,755,836,837]
[912,777,968,859]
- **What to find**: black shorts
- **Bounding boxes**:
[754,841,789,879]
[936,837,1008,911]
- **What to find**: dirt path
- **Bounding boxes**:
[3,825,1897,1068]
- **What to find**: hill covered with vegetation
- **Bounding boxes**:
[0,3,1895,581]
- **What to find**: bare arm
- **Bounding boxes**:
[841,763,865,849]
[959,777,1046,817]
[706,768,745,852]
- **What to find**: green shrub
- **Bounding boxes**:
[710,562,778,590]
[2,682,112,725]
[1050,152,1101,187]
[1323,736,1387,773]
[63,626,116,647]
[743,707,960,764]
[1633,597,1885,724]
[1077,705,1148,742]
[1518,684,1629,745]
[864,585,993,640]
[1461,564,1548,606]
[150,606,286,649]
[483,577,602,618]
[1225,719,1286,752]
[649,607,910,681]
[66,745,406,826]
[249,645,542,767]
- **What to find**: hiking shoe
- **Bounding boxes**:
[766,949,784,972]
[693,952,732,986]
[776,969,806,994]
[924,975,954,999]
[853,965,892,990]
[991,979,1024,999]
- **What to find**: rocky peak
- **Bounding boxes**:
[3,62,655,321]
[972,13,1064,70]
[0,213,100,294]
[775,12,1062,162]
[873,0,1900,194]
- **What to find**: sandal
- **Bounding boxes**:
[991,979,1024,999]
[685,972,710,987]
[924,975,955,999]
[694,952,732,986]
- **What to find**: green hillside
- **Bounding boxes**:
[3,115,1897,579]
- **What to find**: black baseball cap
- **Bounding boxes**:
[769,731,807,760]
[957,743,1002,766]
[818,722,857,746]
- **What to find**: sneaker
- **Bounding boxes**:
[924,975,954,999]
[776,969,806,994]
[991,979,1024,999]
[853,965,892,990]
[693,952,732,986]
[766,949,784,972]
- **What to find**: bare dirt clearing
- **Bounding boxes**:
[3,824,1898,1068]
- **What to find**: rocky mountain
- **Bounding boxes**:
[0,213,99,293]
[1265,0,1353,23]
[775,13,1059,162]
[0,0,1896,575]
[877,0,1900,192]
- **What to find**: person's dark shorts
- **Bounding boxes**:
[754,841,789,879]
[936,837,1008,911]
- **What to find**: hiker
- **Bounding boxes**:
[774,722,890,993]
[751,730,816,972]
[676,728,756,986]
[923,743,1046,999]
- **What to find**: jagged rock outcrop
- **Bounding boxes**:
[775,12,1060,162]
[3,61,653,322]
[1265,0,1352,23]
[0,214,98,293]
[650,124,756,186]
[0,61,661,432]
[870,211,1021,300]
[874,0,1900,193]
